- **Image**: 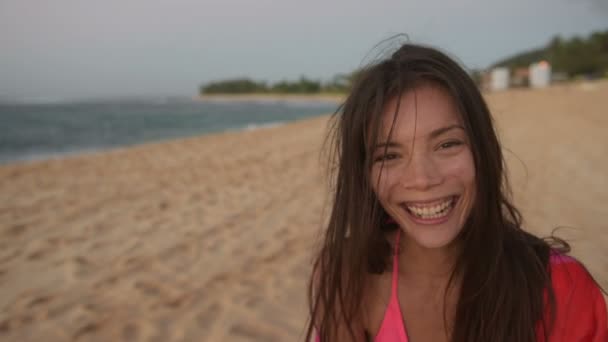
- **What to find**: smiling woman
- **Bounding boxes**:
[370,85,475,252]
[305,43,607,342]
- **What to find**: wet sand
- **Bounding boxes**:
[1,80,607,341]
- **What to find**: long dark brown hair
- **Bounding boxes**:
[304,43,572,341]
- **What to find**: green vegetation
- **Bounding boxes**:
[493,29,608,77]
[201,78,268,94]
[199,73,358,95]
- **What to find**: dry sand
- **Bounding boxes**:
[0,80,607,341]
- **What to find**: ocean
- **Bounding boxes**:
[0,98,339,164]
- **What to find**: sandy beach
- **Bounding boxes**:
[1,80,607,341]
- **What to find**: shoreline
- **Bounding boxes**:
[0,114,330,168]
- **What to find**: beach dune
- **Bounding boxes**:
[0,81,607,341]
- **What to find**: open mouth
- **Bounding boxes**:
[401,195,459,222]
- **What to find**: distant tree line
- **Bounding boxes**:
[200,74,356,95]
[493,29,608,78]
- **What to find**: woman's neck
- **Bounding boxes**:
[397,233,462,282]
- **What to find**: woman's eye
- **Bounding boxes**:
[439,140,463,150]
[374,153,398,162]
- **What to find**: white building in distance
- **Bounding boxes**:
[529,61,552,88]
[490,67,510,91]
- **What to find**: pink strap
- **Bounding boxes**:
[317,230,404,342]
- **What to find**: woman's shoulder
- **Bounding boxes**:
[548,252,598,289]
[545,251,607,341]
[548,252,602,301]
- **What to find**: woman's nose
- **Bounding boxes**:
[398,154,443,190]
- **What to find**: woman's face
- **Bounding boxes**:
[370,84,476,250]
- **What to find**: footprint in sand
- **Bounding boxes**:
[122,322,139,340]
[73,322,101,341]
[207,237,225,253]
[25,235,66,262]
[0,319,9,334]
[92,275,120,291]
[120,320,158,341]
[0,248,23,266]
[3,223,28,237]
[134,280,162,297]
[194,301,222,332]
[229,320,285,342]
[25,242,53,261]
[0,315,30,336]
[121,256,146,270]
[244,294,264,309]
[27,295,54,310]
[64,256,94,279]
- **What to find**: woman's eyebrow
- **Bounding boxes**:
[374,141,401,150]
[429,124,465,139]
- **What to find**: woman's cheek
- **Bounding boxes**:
[440,153,475,179]
[378,168,401,201]
[370,167,392,199]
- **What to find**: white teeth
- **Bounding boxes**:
[406,197,455,219]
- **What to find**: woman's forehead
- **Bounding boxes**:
[377,84,463,140]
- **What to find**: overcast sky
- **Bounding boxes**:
[0,0,606,100]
